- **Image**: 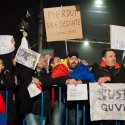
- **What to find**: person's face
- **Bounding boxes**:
[51,57,61,69]
[27,55,35,62]
[54,57,61,67]
[0,60,4,71]
[37,59,46,69]
[102,51,116,67]
[67,56,79,69]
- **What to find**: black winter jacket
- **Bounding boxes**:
[0,70,16,124]
[32,70,52,116]
[92,62,125,83]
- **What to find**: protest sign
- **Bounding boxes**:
[15,47,40,69]
[67,84,88,101]
[28,82,42,98]
[110,25,125,50]
[0,35,15,55]
[89,83,125,121]
[44,5,83,42]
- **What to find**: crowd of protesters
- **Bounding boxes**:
[0,48,125,125]
[0,7,125,125]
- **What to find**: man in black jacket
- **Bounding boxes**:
[24,57,52,125]
[0,59,16,125]
[92,49,125,125]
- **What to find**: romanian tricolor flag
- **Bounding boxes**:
[51,58,69,78]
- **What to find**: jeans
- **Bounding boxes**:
[68,109,82,125]
[51,101,82,125]
[25,113,46,125]
[51,101,65,125]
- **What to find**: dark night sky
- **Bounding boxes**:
[0,0,39,34]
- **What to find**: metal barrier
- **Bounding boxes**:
[4,87,122,125]
[40,92,44,125]
[55,86,121,125]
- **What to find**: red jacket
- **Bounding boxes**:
[52,64,69,78]
[0,93,6,114]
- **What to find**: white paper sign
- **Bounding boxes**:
[67,84,88,101]
[89,83,125,121]
[15,47,40,69]
[110,25,125,50]
[0,35,15,55]
[28,83,42,98]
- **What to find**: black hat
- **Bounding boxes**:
[68,51,79,58]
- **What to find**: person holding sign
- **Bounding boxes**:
[51,51,95,125]
[92,49,125,125]
[25,57,52,125]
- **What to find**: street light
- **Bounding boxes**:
[95,0,103,7]
[84,40,89,47]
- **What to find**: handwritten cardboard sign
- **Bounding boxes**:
[89,83,125,121]
[44,5,83,42]
[110,25,125,50]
